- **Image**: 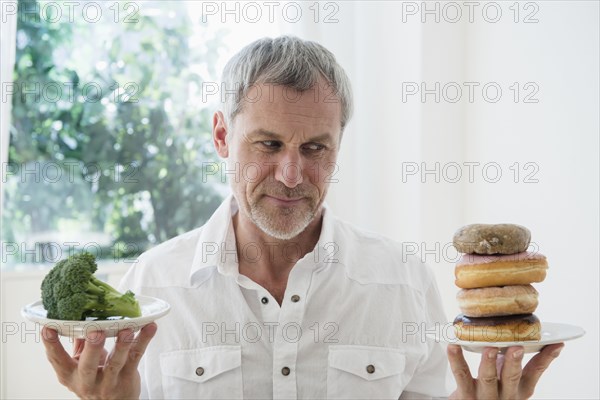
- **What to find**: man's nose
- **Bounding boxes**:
[274,151,303,188]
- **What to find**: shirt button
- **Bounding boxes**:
[291,294,300,303]
[281,366,291,376]
[261,297,269,304]
[195,367,205,376]
[366,364,375,374]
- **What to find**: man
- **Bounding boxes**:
[42,36,563,399]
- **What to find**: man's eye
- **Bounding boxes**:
[261,141,281,149]
[303,143,325,152]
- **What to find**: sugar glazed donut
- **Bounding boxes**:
[453,223,531,255]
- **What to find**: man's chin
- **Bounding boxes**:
[251,209,315,240]
[263,228,305,241]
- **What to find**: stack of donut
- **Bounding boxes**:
[452,224,548,342]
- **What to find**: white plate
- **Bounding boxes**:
[21,295,171,338]
[427,322,585,354]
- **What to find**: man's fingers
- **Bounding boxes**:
[476,347,499,398]
[447,344,474,393]
[499,346,524,399]
[73,338,85,359]
[103,329,136,386]
[77,330,107,388]
[123,323,158,372]
[495,354,504,380]
[520,343,564,398]
[41,327,77,385]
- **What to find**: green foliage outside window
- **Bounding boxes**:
[3,0,228,267]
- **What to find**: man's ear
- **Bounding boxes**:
[213,111,229,158]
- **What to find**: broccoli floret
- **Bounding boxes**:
[41,252,141,321]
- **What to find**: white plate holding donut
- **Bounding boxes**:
[427,322,585,354]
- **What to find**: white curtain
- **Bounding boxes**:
[277,2,466,243]
[278,2,599,398]
[1,4,18,213]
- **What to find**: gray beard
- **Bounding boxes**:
[249,202,316,240]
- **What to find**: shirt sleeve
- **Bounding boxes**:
[402,262,452,398]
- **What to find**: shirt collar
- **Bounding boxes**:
[189,194,336,283]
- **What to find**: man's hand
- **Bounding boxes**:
[41,323,157,400]
[447,343,564,399]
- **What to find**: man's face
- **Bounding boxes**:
[213,81,342,240]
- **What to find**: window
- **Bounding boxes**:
[2,0,280,269]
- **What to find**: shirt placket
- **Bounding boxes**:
[270,262,313,400]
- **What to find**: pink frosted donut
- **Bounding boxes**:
[455,251,548,289]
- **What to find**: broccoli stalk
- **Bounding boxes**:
[79,275,141,319]
[41,252,142,321]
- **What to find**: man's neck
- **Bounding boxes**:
[232,208,323,303]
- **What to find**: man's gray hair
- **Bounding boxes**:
[221,35,353,132]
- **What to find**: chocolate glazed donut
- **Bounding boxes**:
[453,314,542,342]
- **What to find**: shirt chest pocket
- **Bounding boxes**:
[159,345,243,399]
[327,345,409,400]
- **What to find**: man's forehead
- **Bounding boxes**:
[236,82,342,137]
[238,106,341,140]
[243,128,337,144]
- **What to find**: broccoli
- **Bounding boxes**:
[41,252,141,321]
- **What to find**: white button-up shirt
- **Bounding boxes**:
[119,195,450,399]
